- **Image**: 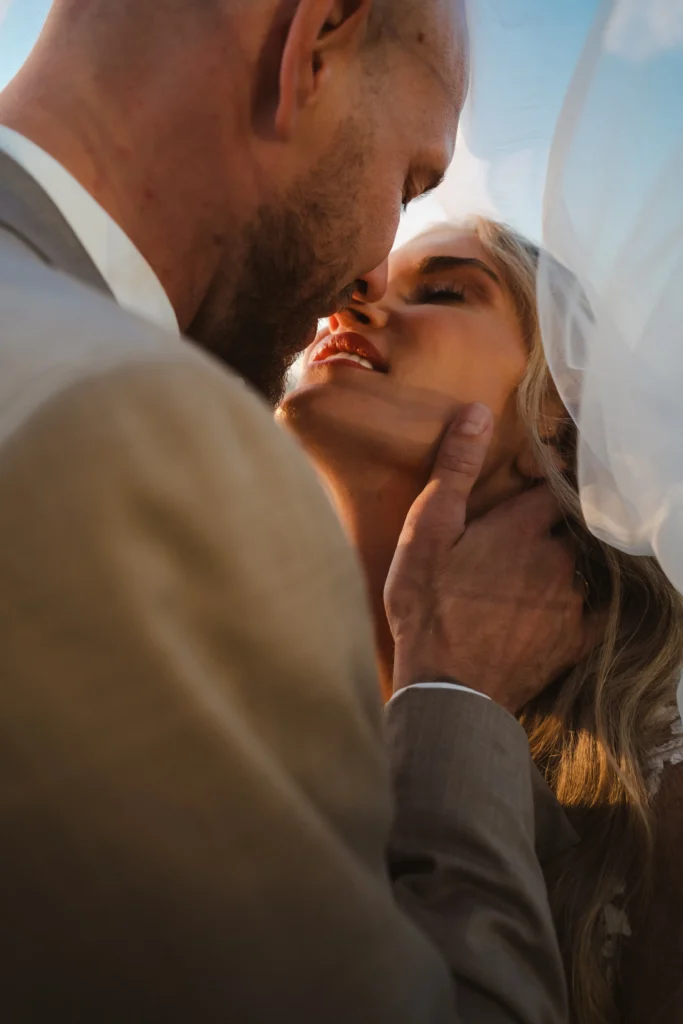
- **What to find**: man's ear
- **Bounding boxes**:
[276,0,372,140]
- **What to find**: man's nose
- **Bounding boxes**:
[352,259,389,304]
[329,259,390,331]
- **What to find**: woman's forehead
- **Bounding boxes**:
[390,225,486,278]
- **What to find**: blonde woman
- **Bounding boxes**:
[277,217,683,1024]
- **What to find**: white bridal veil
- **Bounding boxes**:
[454,0,683,714]
[453,0,683,598]
[538,0,683,592]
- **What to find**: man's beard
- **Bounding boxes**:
[221,203,354,405]
[188,132,363,406]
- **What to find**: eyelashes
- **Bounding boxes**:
[412,284,467,304]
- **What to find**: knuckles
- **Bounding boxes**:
[437,448,486,477]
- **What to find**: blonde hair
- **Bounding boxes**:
[467,216,683,1023]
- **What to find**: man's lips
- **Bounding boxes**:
[310,331,389,373]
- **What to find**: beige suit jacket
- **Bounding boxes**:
[0,150,570,1022]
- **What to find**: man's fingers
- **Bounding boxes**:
[391,404,493,562]
[435,403,493,492]
[489,483,566,535]
[408,403,493,538]
[386,405,492,623]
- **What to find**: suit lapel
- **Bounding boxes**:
[0,149,112,296]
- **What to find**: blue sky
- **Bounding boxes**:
[0,0,608,242]
[0,0,51,86]
[400,0,602,243]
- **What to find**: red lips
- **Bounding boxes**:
[311,331,389,373]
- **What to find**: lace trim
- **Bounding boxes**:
[646,707,683,798]
[602,884,631,986]
[601,705,683,965]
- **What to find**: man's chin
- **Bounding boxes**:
[304,320,320,348]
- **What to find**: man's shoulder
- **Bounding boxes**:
[0,227,283,455]
[0,225,205,384]
[0,228,353,567]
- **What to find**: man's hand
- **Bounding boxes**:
[385,403,603,713]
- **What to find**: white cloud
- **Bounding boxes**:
[605,0,683,62]
[438,134,499,223]
[394,133,498,250]
[393,194,448,249]
[486,145,548,242]
[0,0,13,31]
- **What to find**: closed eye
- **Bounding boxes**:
[412,284,466,304]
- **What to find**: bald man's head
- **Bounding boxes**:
[6,0,467,402]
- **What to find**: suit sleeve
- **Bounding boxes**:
[387,687,569,1024]
[0,355,455,1022]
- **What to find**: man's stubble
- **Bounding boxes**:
[187,120,366,406]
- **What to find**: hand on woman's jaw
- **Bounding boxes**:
[277,225,543,699]
[278,383,536,701]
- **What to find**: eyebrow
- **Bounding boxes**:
[417,255,501,285]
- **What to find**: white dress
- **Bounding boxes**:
[602,706,683,970]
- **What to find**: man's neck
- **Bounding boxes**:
[0,63,248,332]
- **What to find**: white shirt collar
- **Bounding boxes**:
[0,126,179,334]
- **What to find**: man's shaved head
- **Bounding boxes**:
[3,0,468,402]
[367,0,469,100]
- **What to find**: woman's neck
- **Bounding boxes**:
[320,458,426,701]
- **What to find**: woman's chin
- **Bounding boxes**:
[278,376,532,524]
[277,375,448,474]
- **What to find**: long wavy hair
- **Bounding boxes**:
[468,216,683,1023]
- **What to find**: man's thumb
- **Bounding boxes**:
[388,405,493,607]
[432,403,493,502]
[397,403,493,547]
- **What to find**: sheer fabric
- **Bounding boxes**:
[538,0,683,594]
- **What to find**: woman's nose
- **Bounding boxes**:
[329,299,389,332]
